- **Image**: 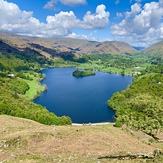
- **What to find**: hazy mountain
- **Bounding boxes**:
[0,31,138,57]
[142,40,163,58]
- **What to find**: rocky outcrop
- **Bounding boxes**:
[98,149,162,160]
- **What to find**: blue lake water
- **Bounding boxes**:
[33,67,132,123]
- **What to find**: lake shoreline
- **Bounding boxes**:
[33,67,132,123]
[72,122,115,126]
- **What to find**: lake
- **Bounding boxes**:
[33,67,132,123]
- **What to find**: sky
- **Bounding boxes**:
[0,0,163,47]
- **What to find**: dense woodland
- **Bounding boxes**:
[72,69,95,77]
[108,66,163,136]
[0,52,72,125]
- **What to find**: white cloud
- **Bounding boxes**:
[111,1,163,47]
[66,32,96,41]
[0,0,109,38]
[44,0,58,10]
[0,0,42,34]
[60,0,87,6]
[44,0,87,9]
[116,12,123,18]
[82,4,110,29]
[66,30,111,42]
[46,4,109,30]
[160,0,163,5]
[46,11,80,29]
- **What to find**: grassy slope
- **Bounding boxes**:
[24,74,45,100]
[0,115,162,163]
[77,61,151,75]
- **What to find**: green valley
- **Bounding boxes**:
[0,32,163,162]
[74,54,152,75]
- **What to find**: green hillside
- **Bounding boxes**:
[0,52,71,125]
[108,66,163,137]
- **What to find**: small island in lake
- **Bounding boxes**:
[72,69,95,77]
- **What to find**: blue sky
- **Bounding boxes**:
[0,0,163,47]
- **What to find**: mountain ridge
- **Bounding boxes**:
[142,40,163,58]
[0,31,138,57]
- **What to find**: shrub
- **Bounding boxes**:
[114,120,123,127]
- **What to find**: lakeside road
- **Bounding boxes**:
[72,122,115,126]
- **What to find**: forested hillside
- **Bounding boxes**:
[0,52,72,125]
[108,65,163,137]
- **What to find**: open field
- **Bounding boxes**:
[0,115,162,163]
[77,60,152,75]
[24,74,45,100]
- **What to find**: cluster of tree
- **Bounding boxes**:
[1,77,30,95]
[0,51,48,75]
[145,65,163,74]
[72,69,95,77]
[0,83,71,125]
[0,77,72,125]
[108,69,163,136]
[74,54,151,70]
[0,52,72,125]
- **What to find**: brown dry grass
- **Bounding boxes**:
[0,115,161,163]
[0,32,138,56]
